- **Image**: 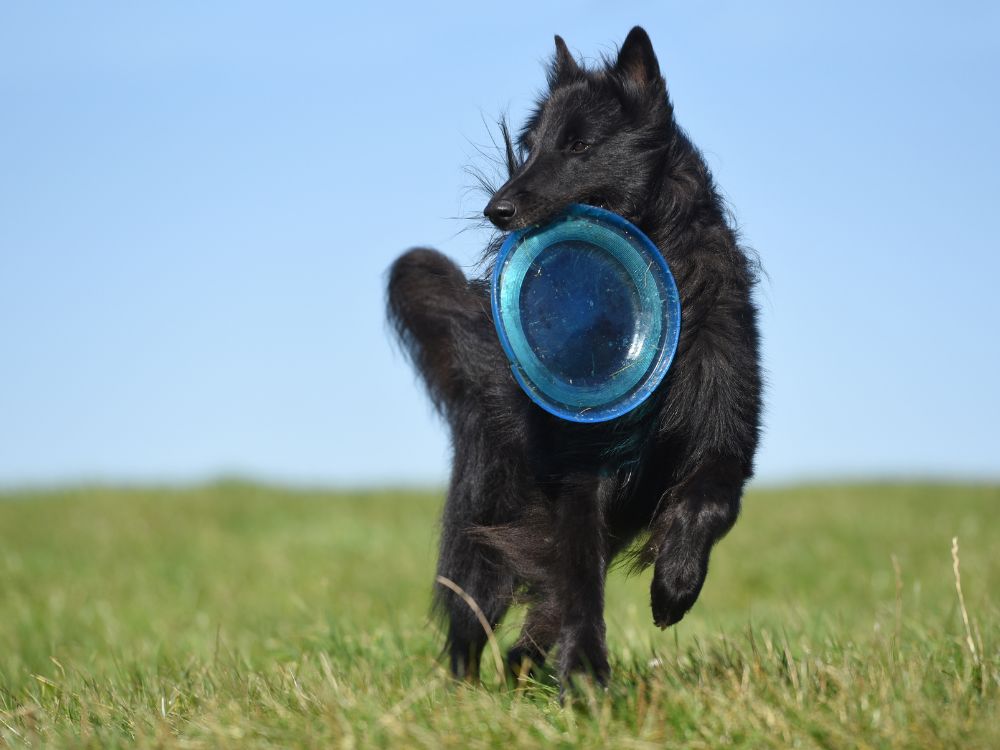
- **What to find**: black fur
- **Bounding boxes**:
[387,27,762,691]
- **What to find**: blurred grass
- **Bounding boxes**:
[0,482,997,748]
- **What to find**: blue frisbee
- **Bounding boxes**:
[491,204,681,423]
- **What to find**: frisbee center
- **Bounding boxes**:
[519,241,640,389]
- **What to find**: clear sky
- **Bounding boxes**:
[1,2,998,486]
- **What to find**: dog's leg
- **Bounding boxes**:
[437,532,513,681]
[646,455,744,628]
[552,474,611,692]
[643,258,762,628]
[435,425,523,682]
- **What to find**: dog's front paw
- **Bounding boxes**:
[650,554,707,629]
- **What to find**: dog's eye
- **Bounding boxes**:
[569,140,590,154]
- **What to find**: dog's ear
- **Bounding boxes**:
[548,35,583,87]
[614,26,661,86]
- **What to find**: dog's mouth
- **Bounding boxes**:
[489,196,622,233]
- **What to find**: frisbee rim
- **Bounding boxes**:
[490,203,681,423]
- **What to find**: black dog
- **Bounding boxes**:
[387,27,762,690]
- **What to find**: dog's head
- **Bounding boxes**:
[484,27,674,231]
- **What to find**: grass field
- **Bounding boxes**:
[0,483,997,748]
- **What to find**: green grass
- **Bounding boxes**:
[0,482,997,748]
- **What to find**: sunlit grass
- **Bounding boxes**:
[0,482,997,748]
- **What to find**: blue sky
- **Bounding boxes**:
[1,2,998,486]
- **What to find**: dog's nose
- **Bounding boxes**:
[484,198,516,226]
